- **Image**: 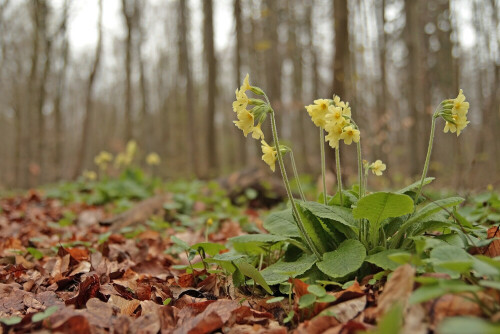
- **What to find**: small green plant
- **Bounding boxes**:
[231,74,474,285]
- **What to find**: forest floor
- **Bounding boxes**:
[0,179,499,333]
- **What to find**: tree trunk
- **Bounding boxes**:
[203,0,217,176]
[72,0,103,179]
[122,0,134,141]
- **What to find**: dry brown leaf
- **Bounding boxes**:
[322,295,367,323]
[484,226,500,257]
[174,299,239,334]
[108,295,140,316]
[376,264,415,318]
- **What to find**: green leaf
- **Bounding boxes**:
[438,317,500,334]
[370,303,404,334]
[317,240,366,279]
[396,177,434,194]
[298,294,317,309]
[299,201,359,237]
[478,280,500,290]
[233,259,273,294]
[410,280,481,304]
[191,242,226,257]
[163,298,172,305]
[365,249,402,271]
[27,247,44,260]
[261,254,317,285]
[296,202,331,254]
[229,234,289,255]
[170,235,190,251]
[430,245,473,276]
[263,209,300,238]
[284,310,295,323]
[0,316,22,326]
[317,294,336,303]
[307,285,326,297]
[266,296,284,303]
[32,306,59,322]
[353,192,414,226]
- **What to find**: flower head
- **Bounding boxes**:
[251,122,265,140]
[339,125,360,145]
[146,152,161,166]
[94,151,113,170]
[306,99,330,128]
[443,89,470,136]
[326,105,348,126]
[233,88,249,113]
[83,170,97,181]
[241,73,251,92]
[261,140,277,172]
[234,109,255,137]
[324,123,344,149]
[370,160,386,176]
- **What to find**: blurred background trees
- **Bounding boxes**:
[0,0,498,190]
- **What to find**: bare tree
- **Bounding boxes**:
[72,0,103,179]
[122,0,135,141]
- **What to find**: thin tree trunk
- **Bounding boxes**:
[122,0,134,141]
[72,0,103,179]
[203,0,217,176]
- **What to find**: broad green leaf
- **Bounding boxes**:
[370,303,403,334]
[396,177,434,194]
[170,235,190,251]
[307,285,326,297]
[298,294,316,309]
[479,280,500,290]
[430,245,473,276]
[300,201,359,237]
[296,202,332,254]
[191,242,226,256]
[409,280,481,304]
[263,209,300,238]
[0,316,22,325]
[438,317,500,334]
[27,247,44,260]
[261,254,317,285]
[233,259,273,294]
[353,192,414,225]
[229,234,289,255]
[284,310,295,323]
[317,240,366,279]
[266,296,284,303]
[32,306,59,322]
[365,249,402,271]
[317,294,336,303]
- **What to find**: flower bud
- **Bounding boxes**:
[250,86,265,95]
[249,98,266,106]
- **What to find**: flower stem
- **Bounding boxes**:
[414,114,438,208]
[335,147,343,206]
[320,128,327,205]
[290,151,306,201]
[357,141,363,198]
[269,111,321,260]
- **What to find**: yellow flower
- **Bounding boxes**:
[114,153,127,168]
[207,218,214,226]
[261,140,277,172]
[251,122,265,140]
[233,88,249,113]
[444,114,469,136]
[83,170,97,181]
[370,160,386,176]
[306,99,330,128]
[146,152,161,166]
[324,123,344,149]
[326,105,347,126]
[241,73,251,92]
[94,151,113,169]
[452,89,469,118]
[339,125,360,145]
[234,109,255,137]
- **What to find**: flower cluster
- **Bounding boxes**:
[369,160,386,176]
[94,151,113,170]
[305,95,360,149]
[146,152,161,166]
[114,140,137,168]
[442,89,470,136]
[232,74,277,171]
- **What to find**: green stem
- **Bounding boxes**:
[290,151,306,201]
[269,111,321,260]
[357,141,364,197]
[335,147,343,206]
[320,128,327,204]
[414,115,438,208]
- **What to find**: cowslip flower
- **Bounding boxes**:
[324,123,344,149]
[261,140,277,172]
[443,89,470,136]
[233,89,249,113]
[339,125,360,145]
[305,99,330,128]
[146,152,161,166]
[241,73,251,92]
[83,170,97,181]
[234,109,255,137]
[251,122,264,140]
[370,160,386,176]
[94,151,113,169]
[326,105,348,126]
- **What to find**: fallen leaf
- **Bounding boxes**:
[65,274,102,309]
[376,264,415,318]
[108,295,140,316]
